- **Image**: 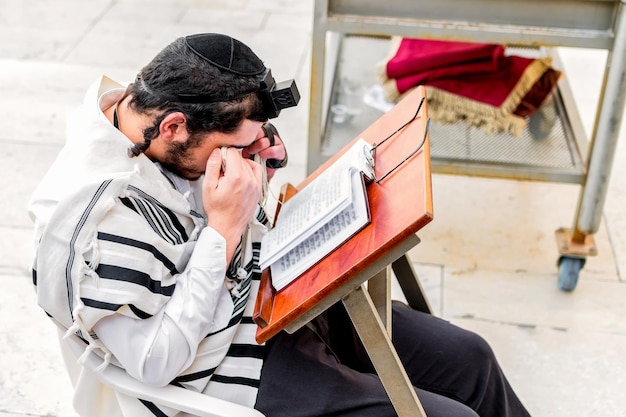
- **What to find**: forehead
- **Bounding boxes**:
[217,119,264,147]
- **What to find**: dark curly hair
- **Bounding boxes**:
[125,36,269,156]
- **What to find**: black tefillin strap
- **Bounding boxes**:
[262,123,289,169]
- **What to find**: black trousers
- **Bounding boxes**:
[255,302,531,417]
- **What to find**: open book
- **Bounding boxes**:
[259,138,375,291]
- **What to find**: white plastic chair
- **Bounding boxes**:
[64,332,265,417]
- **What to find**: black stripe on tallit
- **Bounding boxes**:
[173,367,217,383]
[81,297,122,311]
[138,399,168,417]
[128,185,189,242]
[81,298,153,319]
[227,343,265,360]
[129,304,153,319]
[211,374,260,389]
[95,264,175,296]
[97,232,179,275]
[123,196,181,245]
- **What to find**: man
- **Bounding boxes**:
[28,33,531,417]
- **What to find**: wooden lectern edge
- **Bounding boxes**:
[252,269,274,328]
[252,182,298,328]
[273,182,298,227]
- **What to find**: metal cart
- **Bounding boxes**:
[307,0,626,291]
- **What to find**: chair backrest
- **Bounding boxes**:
[64,334,265,417]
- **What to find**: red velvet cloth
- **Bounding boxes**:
[385,39,503,79]
[384,38,560,117]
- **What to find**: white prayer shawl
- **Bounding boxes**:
[28,76,268,416]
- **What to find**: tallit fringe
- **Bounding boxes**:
[63,300,113,372]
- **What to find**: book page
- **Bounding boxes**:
[259,139,374,270]
[259,167,353,269]
[270,168,370,291]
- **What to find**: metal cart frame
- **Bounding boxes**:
[307,0,626,291]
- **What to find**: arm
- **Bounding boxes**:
[93,150,264,386]
[93,227,234,386]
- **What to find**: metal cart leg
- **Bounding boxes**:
[307,0,342,173]
[556,2,626,291]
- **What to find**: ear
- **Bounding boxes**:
[159,112,188,143]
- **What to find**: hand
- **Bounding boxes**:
[242,123,287,181]
[202,147,263,263]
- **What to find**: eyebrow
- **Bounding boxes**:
[229,138,257,149]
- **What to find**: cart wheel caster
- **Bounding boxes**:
[557,256,585,292]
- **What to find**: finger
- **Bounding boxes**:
[246,157,264,181]
[238,160,263,202]
[243,137,273,158]
[204,148,223,189]
[222,148,246,176]
[256,138,286,160]
[225,149,263,189]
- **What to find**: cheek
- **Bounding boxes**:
[195,146,218,167]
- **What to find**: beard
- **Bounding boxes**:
[158,132,205,180]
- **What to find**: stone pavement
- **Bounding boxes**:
[1,1,625,416]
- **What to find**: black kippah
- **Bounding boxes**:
[185,33,266,76]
